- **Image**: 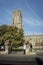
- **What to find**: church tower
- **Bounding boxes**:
[13,10,22,29]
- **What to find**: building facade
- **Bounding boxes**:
[13,10,22,29]
[24,35,43,47]
[12,10,43,47]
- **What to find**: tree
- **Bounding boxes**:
[0,25,24,47]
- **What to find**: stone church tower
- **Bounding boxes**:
[13,10,22,29]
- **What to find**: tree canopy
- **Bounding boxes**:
[0,25,24,47]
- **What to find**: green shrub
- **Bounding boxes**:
[12,48,23,52]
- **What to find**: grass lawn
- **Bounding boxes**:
[32,48,43,51]
[12,47,23,52]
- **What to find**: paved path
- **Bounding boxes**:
[0,54,43,65]
[0,51,43,65]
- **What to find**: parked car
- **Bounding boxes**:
[0,45,5,51]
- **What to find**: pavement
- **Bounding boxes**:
[0,54,43,65]
[0,51,43,65]
[0,50,43,56]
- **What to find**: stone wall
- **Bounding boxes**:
[24,35,43,47]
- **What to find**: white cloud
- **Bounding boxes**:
[23,17,43,26]
[23,0,43,27]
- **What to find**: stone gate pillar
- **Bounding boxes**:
[4,40,11,54]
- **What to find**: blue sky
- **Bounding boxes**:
[0,0,43,35]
